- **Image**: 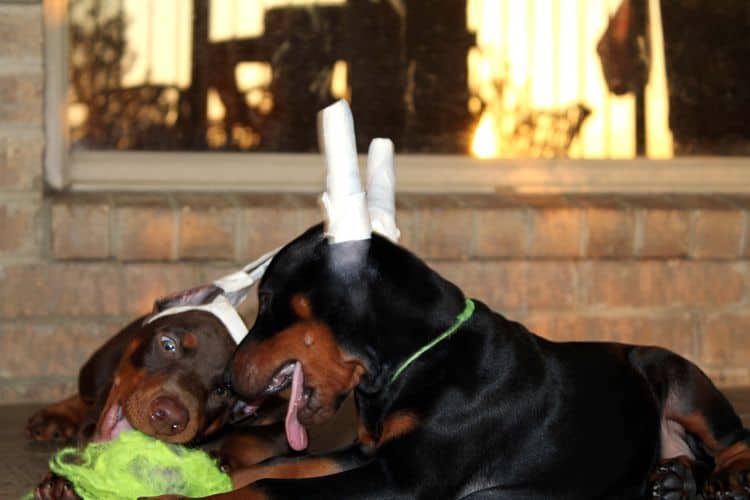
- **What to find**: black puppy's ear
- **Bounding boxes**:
[327,240,370,276]
[152,284,223,312]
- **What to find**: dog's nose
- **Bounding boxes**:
[149,396,189,436]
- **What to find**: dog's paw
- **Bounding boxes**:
[649,456,697,500]
[209,449,238,474]
[25,409,78,443]
[34,472,81,500]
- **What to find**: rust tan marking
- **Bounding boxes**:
[231,457,344,489]
[150,489,269,500]
[358,411,420,450]
[182,332,199,350]
[291,293,314,320]
[715,441,750,469]
[232,318,366,426]
[673,412,722,454]
[672,411,750,470]
[217,429,289,471]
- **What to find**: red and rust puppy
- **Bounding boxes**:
[29,285,290,500]
[147,223,750,500]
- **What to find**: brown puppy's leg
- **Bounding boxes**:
[26,394,90,443]
[213,424,290,473]
[34,472,81,500]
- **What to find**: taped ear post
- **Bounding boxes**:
[366,137,400,243]
[318,100,372,244]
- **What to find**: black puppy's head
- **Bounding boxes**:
[229,222,464,431]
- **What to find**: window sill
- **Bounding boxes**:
[65,151,750,195]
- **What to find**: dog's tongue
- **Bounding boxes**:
[285,362,309,451]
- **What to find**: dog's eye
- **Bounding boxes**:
[214,385,229,397]
[160,336,178,353]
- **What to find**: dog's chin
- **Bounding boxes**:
[297,400,338,427]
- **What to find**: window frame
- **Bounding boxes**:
[44,0,750,195]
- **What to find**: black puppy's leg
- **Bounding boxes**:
[649,455,708,500]
[631,347,750,500]
[704,449,750,499]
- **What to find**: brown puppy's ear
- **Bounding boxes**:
[152,284,223,312]
[78,316,144,404]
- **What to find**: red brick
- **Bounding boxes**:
[582,261,746,308]
[298,206,323,232]
[242,207,303,260]
[0,377,77,403]
[0,320,119,378]
[700,367,750,388]
[429,260,525,312]
[116,206,175,261]
[473,208,528,258]
[526,261,577,309]
[691,209,744,259]
[0,201,39,256]
[122,264,201,316]
[179,205,235,260]
[584,208,634,258]
[639,209,689,258]
[0,133,42,190]
[392,209,418,251]
[701,314,750,365]
[0,264,123,317]
[0,5,42,60]
[669,261,746,307]
[0,72,42,124]
[528,208,582,257]
[417,209,474,259]
[527,314,694,358]
[52,203,110,259]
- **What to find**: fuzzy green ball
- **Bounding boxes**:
[46,430,232,500]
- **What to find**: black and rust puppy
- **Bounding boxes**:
[30,286,289,500]
[156,223,748,500]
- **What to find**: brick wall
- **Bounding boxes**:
[1,2,749,404]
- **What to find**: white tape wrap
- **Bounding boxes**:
[366,138,400,242]
[144,295,248,344]
[213,248,278,306]
[319,100,371,244]
[145,248,278,345]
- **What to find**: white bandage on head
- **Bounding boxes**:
[212,247,278,306]
[366,138,400,243]
[144,295,249,344]
[318,100,372,244]
[144,248,278,345]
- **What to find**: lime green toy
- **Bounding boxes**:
[39,430,233,500]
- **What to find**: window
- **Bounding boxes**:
[45,0,750,193]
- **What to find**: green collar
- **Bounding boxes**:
[387,298,475,387]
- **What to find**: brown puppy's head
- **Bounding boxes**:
[93,287,251,444]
